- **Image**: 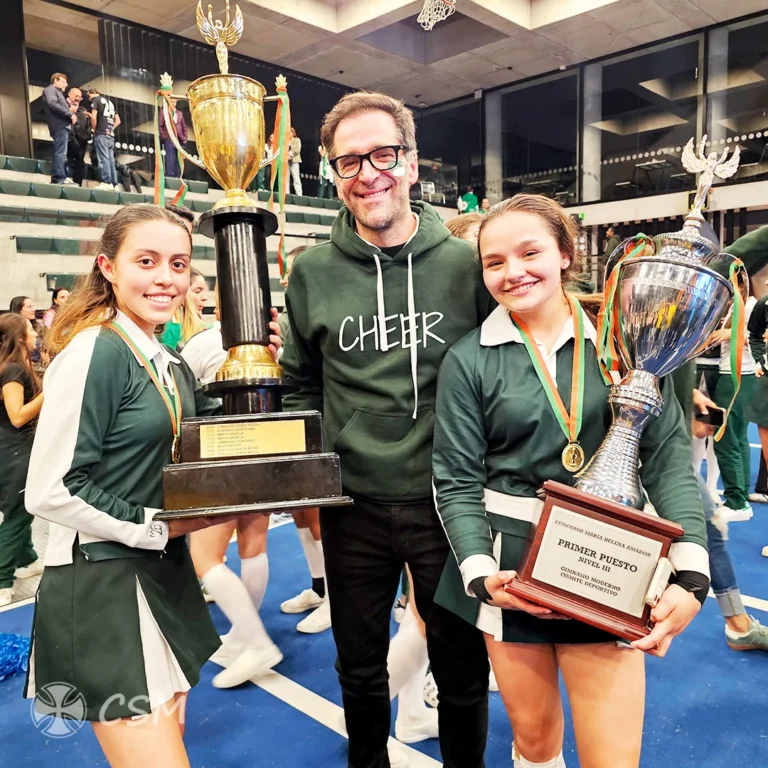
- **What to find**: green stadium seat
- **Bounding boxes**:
[61,187,93,203]
[37,160,53,176]
[0,180,32,196]
[24,215,55,226]
[193,246,216,260]
[187,180,208,194]
[0,204,25,221]
[54,239,84,256]
[7,157,38,174]
[293,195,310,207]
[31,183,63,200]
[165,177,182,191]
[15,236,52,253]
[308,197,325,209]
[119,192,144,205]
[92,189,120,205]
[303,213,321,225]
[326,199,342,210]
[269,278,282,294]
[314,232,331,240]
[257,190,271,203]
[143,194,154,204]
[191,199,214,213]
[285,211,303,224]
[0,155,7,170]
[284,193,295,206]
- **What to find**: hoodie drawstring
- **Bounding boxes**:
[372,252,420,420]
[407,253,418,420]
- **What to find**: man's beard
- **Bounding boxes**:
[349,188,409,233]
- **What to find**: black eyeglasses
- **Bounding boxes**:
[329,145,409,179]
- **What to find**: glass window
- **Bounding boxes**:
[499,72,579,206]
[415,98,483,209]
[707,15,768,187]
[583,37,703,203]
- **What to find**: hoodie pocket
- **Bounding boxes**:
[333,407,435,501]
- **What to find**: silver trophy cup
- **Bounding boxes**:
[573,136,741,509]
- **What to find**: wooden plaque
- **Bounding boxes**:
[504,480,683,642]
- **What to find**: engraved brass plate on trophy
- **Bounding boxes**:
[200,419,306,459]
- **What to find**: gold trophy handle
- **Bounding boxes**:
[162,100,207,171]
[259,148,279,171]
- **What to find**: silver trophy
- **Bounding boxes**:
[573,136,742,509]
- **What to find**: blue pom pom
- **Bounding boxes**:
[0,633,30,682]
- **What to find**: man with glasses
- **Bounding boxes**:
[281,91,494,768]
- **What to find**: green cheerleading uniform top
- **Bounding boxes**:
[432,303,709,644]
[24,310,222,720]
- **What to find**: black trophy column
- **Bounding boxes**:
[198,206,282,415]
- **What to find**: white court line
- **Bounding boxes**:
[250,670,443,767]
[750,443,761,449]
[0,596,33,613]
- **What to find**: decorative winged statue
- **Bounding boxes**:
[196,0,244,75]
[682,135,741,219]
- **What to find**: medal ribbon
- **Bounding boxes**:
[153,85,188,208]
[510,294,585,449]
[268,79,291,279]
[107,322,182,456]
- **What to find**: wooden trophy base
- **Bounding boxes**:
[504,480,683,642]
[157,411,353,520]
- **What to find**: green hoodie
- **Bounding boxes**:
[282,201,495,504]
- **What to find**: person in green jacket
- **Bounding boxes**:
[459,185,479,213]
[281,90,495,768]
[432,194,708,768]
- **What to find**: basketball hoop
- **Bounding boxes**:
[417,0,456,31]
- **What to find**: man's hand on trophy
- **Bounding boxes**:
[168,515,240,538]
[268,307,282,362]
[630,583,700,657]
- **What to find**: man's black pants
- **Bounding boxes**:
[321,496,489,768]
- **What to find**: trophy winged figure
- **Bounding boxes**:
[682,135,741,219]
[196,0,244,75]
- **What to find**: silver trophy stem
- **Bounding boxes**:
[573,370,662,510]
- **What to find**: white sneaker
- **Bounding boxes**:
[14,560,44,579]
[489,668,499,692]
[95,182,114,190]
[209,635,244,667]
[63,178,77,186]
[280,588,324,614]
[297,600,331,633]
[717,504,753,523]
[423,671,438,708]
[211,643,283,689]
[395,708,439,743]
[748,493,768,504]
[0,588,13,607]
[762,545,768,558]
[388,742,410,768]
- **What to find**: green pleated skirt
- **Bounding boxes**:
[25,537,220,721]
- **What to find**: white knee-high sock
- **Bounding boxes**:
[395,660,431,723]
[692,436,706,474]
[202,563,272,651]
[240,553,269,611]
[388,604,429,698]
[705,437,721,497]
[512,744,566,768]
[512,743,565,768]
[297,527,325,580]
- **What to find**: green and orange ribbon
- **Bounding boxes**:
[107,321,182,461]
[510,294,585,453]
[715,258,746,442]
[153,84,188,208]
[269,77,291,279]
[596,234,650,382]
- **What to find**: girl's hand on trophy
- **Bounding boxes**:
[168,515,240,538]
[485,571,556,616]
[630,584,700,657]
[268,307,282,362]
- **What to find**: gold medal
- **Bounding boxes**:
[561,442,585,472]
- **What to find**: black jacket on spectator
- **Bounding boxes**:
[42,84,72,133]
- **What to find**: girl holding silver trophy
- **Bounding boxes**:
[432,194,709,768]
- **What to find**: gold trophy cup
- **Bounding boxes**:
[162,0,280,210]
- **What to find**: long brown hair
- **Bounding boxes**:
[46,204,192,354]
[0,313,40,392]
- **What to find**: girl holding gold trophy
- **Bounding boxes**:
[432,195,709,768]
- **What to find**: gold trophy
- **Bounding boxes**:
[156,2,353,521]
[162,0,279,211]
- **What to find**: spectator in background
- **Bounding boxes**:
[42,288,70,329]
[158,98,188,178]
[9,297,42,366]
[42,73,76,186]
[317,145,334,199]
[604,225,621,258]
[66,87,91,187]
[278,245,308,339]
[88,87,120,190]
[255,134,273,191]
[458,185,479,214]
[289,127,303,196]
[447,212,482,244]
[480,197,490,214]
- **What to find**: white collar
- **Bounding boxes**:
[479,302,599,349]
[357,211,420,253]
[113,310,181,370]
